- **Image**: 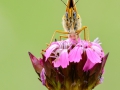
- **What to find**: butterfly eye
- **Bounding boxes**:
[73,12,76,19]
[65,12,68,18]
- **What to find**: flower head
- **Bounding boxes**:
[28,38,109,90]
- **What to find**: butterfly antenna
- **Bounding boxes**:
[74,0,79,6]
[61,0,67,6]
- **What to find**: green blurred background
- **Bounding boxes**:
[0,0,119,90]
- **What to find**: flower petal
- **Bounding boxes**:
[92,40,105,57]
[52,49,69,68]
[69,46,83,63]
[59,49,69,68]
[93,37,100,44]
[99,77,104,84]
[86,48,101,63]
[92,41,102,50]
[45,44,59,61]
[52,58,61,67]
[91,45,102,55]
[40,68,46,85]
[83,59,96,71]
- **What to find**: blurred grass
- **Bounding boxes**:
[0,0,119,90]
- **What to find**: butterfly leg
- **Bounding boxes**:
[41,30,69,54]
[76,26,89,41]
[60,35,68,40]
[49,30,69,44]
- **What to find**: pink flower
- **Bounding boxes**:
[28,38,109,90]
[45,38,106,71]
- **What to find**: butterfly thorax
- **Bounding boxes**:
[62,13,81,32]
